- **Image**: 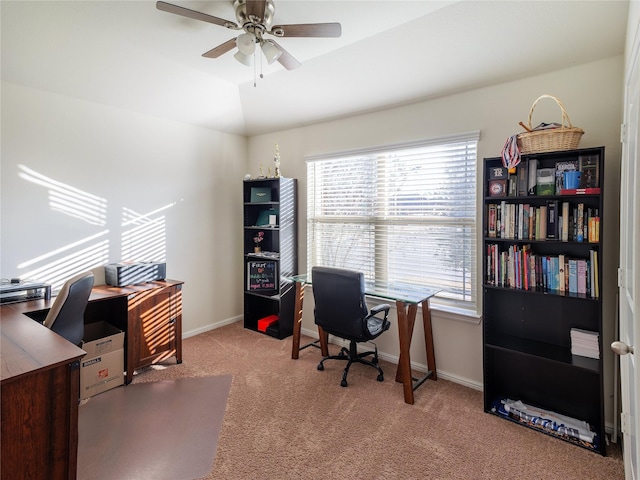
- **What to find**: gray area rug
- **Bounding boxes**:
[78,375,232,480]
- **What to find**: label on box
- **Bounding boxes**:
[80,349,124,400]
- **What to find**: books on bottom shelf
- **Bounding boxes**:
[491,398,598,448]
[570,328,600,359]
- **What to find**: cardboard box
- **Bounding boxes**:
[80,350,124,400]
[81,321,125,400]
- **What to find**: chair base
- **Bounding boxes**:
[317,340,384,387]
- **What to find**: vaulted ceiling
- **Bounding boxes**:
[1,1,629,136]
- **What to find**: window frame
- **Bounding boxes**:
[305,131,481,318]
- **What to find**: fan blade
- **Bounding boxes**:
[202,38,237,58]
[270,40,301,70]
[245,0,267,23]
[270,23,342,38]
[156,1,238,29]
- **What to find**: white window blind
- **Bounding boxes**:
[306,131,479,314]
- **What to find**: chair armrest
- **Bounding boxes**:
[369,303,391,318]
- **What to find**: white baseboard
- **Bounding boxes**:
[300,326,484,391]
[182,316,242,339]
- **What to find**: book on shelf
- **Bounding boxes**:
[590,250,600,298]
[508,174,517,197]
[587,209,600,243]
[555,159,579,194]
[538,205,547,239]
[568,259,578,294]
[546,200,559,239]
[561,202,570,242]
[487,204,497,237]
[527,159,538,195]
[559,187,601,195]
[576,203,584,242]
[578,154,600,189]
[517,161,528,196]
[577,259,587,294]
[570,328,599,359]
[558,254,566,293]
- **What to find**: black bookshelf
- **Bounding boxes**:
[482,147,605,454]
[243,177,298,339]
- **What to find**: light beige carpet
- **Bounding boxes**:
[77,375,232,480]
[80,321,624,479]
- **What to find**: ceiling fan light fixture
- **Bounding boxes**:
[236,33,255,55]
[234,50,252,66]
[261,41,282,64]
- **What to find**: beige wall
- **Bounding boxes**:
[0,54,626,431]
[0,81,247,335]
[247,56,624,427]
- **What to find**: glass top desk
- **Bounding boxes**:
[287,274,440,405]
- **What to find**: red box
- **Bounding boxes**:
[258,314,279,332]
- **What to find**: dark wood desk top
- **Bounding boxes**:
[0,280,183,384]
[89,279,184,301]
[1,305,85,384]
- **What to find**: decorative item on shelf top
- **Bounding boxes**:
[273,143,281,178]
[516,95,584,154]
[254,231,264,252]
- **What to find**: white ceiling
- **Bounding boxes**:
[1,1,629,136]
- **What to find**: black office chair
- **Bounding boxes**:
[312,266,391,387]
[43,271,94,346]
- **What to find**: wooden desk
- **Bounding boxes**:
[87,280,184,384]
[288,276,439,405]
[1,304,85,479]
[0,279,184,479]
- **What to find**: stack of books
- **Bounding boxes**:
[570,328,599,359]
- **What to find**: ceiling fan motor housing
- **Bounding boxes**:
[234,0,275,28]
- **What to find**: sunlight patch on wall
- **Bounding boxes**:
[121,203,175,262]
[18,164,107,226]
[17,232,110,292]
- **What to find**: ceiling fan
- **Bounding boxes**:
[156,0,342,70]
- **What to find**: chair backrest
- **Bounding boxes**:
[43,271,94,345]
[311,266,369,341]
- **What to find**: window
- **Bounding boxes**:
[306,131,479,315]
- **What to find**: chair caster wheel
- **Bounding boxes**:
[317,364,324,371]
[340,379,348,387]
[377,374,384,382]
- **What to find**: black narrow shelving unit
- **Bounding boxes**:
[243,177,297,339]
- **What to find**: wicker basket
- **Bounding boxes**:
[517,95,584,154]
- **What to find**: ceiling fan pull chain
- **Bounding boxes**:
[254,50,257,87]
